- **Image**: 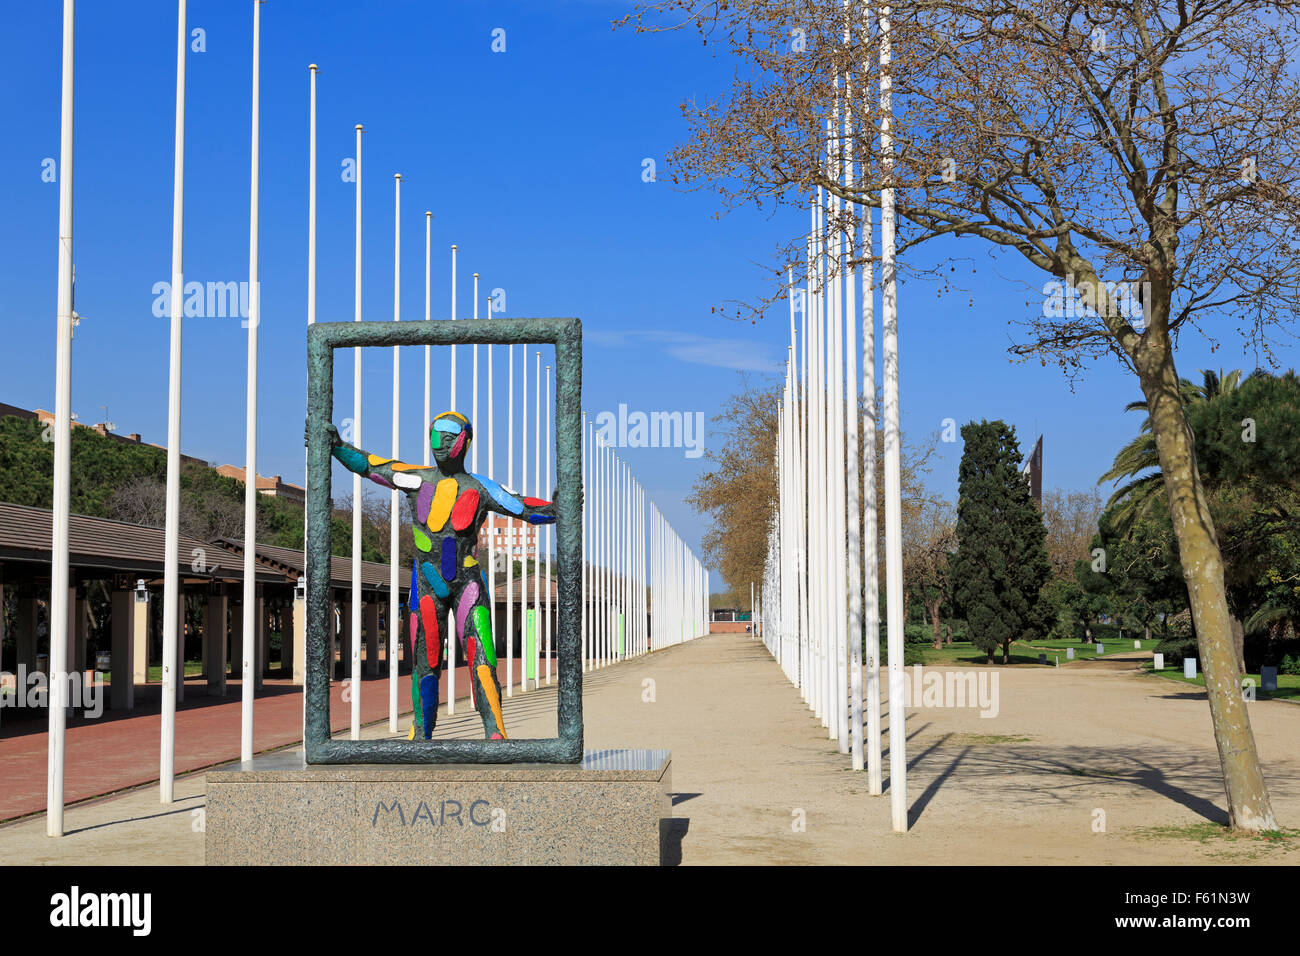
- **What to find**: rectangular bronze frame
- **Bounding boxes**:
[304,317,583,763]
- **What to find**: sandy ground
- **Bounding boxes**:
[3,632,1297,865]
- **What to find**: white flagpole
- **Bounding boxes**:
[47,0,76,836]
[472,274,479,473]
[519,343,529,693]
[809,195,823,725]
[303,62,318,745]
[832,105,849,754]
[638,482,642,656]
[603,441,610,663]
[415,206,428,731]
[449,245,457,409]
[842,1,865,769]
[595,435,603,667]
[389,172,402,734]
[446,244,456,713]
[424,212,431,467]
[486,296,496,680]
[240,0,262,764]
[506,343,515,696]
[626,473,631,656]
[533,350,541,686]
[544,363,552,684]
[581,415,588,670]
[862,107,883,795]
[880,0,907,832]
[160,0,187,804]
[800,260,811,703]
[624,462,631,660]
[350,122,363,741]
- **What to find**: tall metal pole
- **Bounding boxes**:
[389,172,402,734]
[519,342,529,693]
[862,186,883,794]
[424,212,431,466]
[810,196,825,725]
[581,415,589,670]
[239,0,262,765]
[303,61,318,745]
[417,206,429,729]
[597,436,605,667]
[795,257,806,707]
[533,350,541,685]
[472,274,479,473]
[880,0,908,832]
[350,122,363,741]
[449,245,457,409]
[544,364,552,684]
[842,2,864,769]
[446,245,457,712]
[487,296,496,677]
[506,343,515,695]
[47,0,76,836]
[160,0,187,804]
[832,91,849,754]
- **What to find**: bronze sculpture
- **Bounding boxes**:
[324,411,554,740]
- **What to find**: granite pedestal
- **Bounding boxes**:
[205,748,672,866]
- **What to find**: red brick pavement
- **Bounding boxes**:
[0,661,498,823]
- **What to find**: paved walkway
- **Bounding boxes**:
[2,633,1297,864]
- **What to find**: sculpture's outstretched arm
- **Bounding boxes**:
[473,473,556,525]
[322,422,430,491]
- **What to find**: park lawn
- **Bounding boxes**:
[1021,637,1161,657]
[909,641,1045,666]
[144,662,205,682]
[907,637,1159,667]
[1143,664,1300,702]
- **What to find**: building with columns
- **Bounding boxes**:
[0,502,395,721]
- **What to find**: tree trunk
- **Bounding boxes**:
[1001,640,1010,665]
[1229,615,1246,675]
[1136,320,1277,832]
[930,599,942,650]
[944,622,953,646]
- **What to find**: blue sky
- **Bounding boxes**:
[2,1,1293,592]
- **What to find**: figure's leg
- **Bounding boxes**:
[409,592,443,740]
[454,581,507,739]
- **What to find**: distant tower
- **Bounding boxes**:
[1022,434,1043,508]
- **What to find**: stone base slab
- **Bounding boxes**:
[205,748,672,866]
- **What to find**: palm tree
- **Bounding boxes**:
[1098,369,1243,535]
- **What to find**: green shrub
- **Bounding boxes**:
[904,623,933,645]
[1154,635,1198,665]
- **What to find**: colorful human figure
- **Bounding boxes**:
[324,411,554,740]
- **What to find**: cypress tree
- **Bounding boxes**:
[951,420,1051,663]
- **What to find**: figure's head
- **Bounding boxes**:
[430,411,472,467]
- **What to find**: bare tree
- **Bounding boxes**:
[626,0,1299,830]
[690,374,936,603]
[903,497,957,648]
[1041,487,1105,580]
